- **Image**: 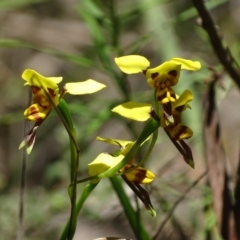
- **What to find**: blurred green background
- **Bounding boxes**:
[0,0,240,239]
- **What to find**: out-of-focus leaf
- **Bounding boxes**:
[0,39,32,48]
[77,0,129,96]
[77,1,105,47]
[0,0,46,11]
[0,112,23,124]
[0,38,95,68]
[80,106,111,138]
[125,32,153,54]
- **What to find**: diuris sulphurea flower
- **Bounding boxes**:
[115,55,200,122]
[88,136,156,215]
[19,69,106,154]
[112,90,195,168]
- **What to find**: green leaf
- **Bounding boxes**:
[0,39,95,68]
[0,0,46,11]
[60,182,98,240]
[110,177,151,240]
[57,99,74,130]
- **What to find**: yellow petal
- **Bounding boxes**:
[24,104,50,122]
[170,58,201,71]
[146,62,181,87]
[64,80,106,95]
[88,153,124,176]
[167,123,193,140]
[96,136,133,148]
[48,77,63,83]
[123,165,155,184]
[115,55,150,74]
[112,101,151,121]
[172,89,193,110]
[22,69,60,106]
[96,136,151,156]
[22,69,60,89]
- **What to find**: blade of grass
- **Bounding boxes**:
[110,176,151,240]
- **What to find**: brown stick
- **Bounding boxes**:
[192,0,240,88]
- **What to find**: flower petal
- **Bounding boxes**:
[115,55,150,74]
[96,136,133,148]
[22,69,60,106]
[19,125,39,154]
[146,62,181,87]
[123,165,155,184]
[167,123,193,140]
[64,80,106,95]
[172,89,193,110]
[112,101,151,121]
[88,153,124,176]
[22,69,60,90]
[48,77,63,83]
[24,103,50,122]
[170,58,201,71]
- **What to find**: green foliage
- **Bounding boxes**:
[0,0,238,239]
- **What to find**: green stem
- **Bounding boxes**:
[57,100,80,240]
[110,177,151,240]
[60,182,98,240]
[67,128,79,240]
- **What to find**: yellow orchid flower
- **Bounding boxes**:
[88,153,155,184]
[19,69,106,154]
[112,90,194,141]
[90,136,155,183]
[22,69,106,122]
[88,150,156,214]
[115,55,201,104]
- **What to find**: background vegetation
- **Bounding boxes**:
[0,0,240,239]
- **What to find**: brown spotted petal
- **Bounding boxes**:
[179,140,194,168]
[122,175,156,216]
[24,103,51,122]
[146,61,181,88]
[164,129,195,168]
[122,164,155,184]
[167,123,193,140]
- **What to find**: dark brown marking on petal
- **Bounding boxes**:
[39,103,49,109]
[179,140,193,161]
[170,92,176,99]
[163,102,172,117]
[47,88,56,97]
[27,131,36,148]
[157,91,167,102]
[150,107,160,122]
[28,106,44,120]
[29,105,37,113]
[171,125,189,140]
[142,69,147,75]
[31,86,41,94]
[134,168,147,183]
[151,72,159,80]
[175,105,184,113]
[168,70,177,77]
